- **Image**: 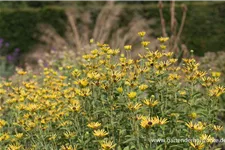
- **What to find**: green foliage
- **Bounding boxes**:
[0,57,15,78]
[182,2,225,56]
[0,7,67,55]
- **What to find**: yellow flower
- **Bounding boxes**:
[157,37,169,43]
[141,41,150,47]
[189,112,198,119]
[179,90,186,96]
[186,121,205,131]
[117,87,123,93]
[157,117,168,125]
[7,142,22,150]
[212,71,221,77]
[0,119,7,128]
[139,84,148,91]
[127,102,142,111]
[200,134,215,143]
[63,131,76,139]
[143,99,159,107]
[93,129,109,137]
[209,86,225,97]
[77,79,89,87]
[87,122,101,129]
[160,45,166,50]
[189,141,205,150]
[127,92,137,99]
[100,139,116,150]
[48,134,57,141]
[168,73,181,81]
[0,133,10,141]
[140,117,157,128]
[90,38,94,44]
[17,70,27,75]
[0,89,6,95]
[138,31,146,37]
[213,125,223,131]
[68,103,81,112]
[15,133,23,139]
[60,145,77,150]
[124,45,132,51]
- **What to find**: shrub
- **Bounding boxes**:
[0,33,224,149]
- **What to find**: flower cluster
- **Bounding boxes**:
[0,32,224,149]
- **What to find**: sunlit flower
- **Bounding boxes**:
[138,31,146,37]
[63,131,76,139]
[157,37,169,43]
[139,84,148,91]
[7,142,22,150]
[117,87,123,93]
[189,112,198,119]
[127,92,137,99]
[141,41,150,47]
[93,129,109,137]
[143,99,159,107]
[160,44,166,50]
[213,125,223,131]
[60,145,77,150]
[200,134,215,143]
[100,139,116,150]
[186,121,205,131]
[189,141,205,150]
[140,117,157,128]
[87,122,101,129]
[124,45,132,51]
[212,71,221,77]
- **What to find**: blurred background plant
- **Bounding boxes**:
[0,1,225,73]
[0,38,21,78]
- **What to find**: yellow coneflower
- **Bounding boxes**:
[186,121,205,131]
[140,117,157,129]
[100,139,116,150]
[87,122,101,129]
[212,71,221,77]
[117,87,123,93]
[157,37,169,43]
[139,84,148,91]
[141,41,151,47]
[200,134,215,143]
[0,119,7,128]
[158,117,168,125]
[17,70,27,75]
[213,125,223,131]
[209,86,225,97]
[60,145,77,150]
[90,38,94,44]
[189,112,198,119]
[160,45,166,50]
[93,129,109,137]
[127,103,142,111]
[124,45,132,51]
[143,99,159,107]
[138,31,146,37]
[127,92,137,99]
[7,142,22,150]
[63,131,76,139]
[189,141,205,150]
[15,133,23,139]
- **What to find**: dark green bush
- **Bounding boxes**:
[0,7,67,55]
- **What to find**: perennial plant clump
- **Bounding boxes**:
[0,32,225,150]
